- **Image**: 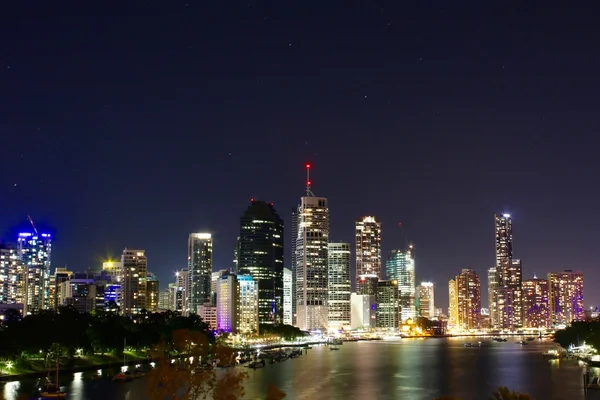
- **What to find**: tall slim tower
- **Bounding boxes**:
[238,200,284,324]
[121,249,147,315]
[291,208,298,326]
[327,242,351,331]
[355,216,382,286]
[456,268,481,330]
[188,233,213,314]
[386,246,416,321]
[493,213,523,329]
[418,282,435,318]
[295,164,329,331]
[18,232,52,314]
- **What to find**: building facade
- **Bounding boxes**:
[283,267,293,325]
[351,293,376,330]
[146,273,159,312]
[522,277,550,328]
[188,233,212,314]
[456,268,481,331]
[0,244,22,305]
[121,249,147,315]
[386,247,416,321]
[418,282,435,319]
[294,195,329,331]
[216,273,237,332]
[237,200,284,324]
[237,274,259,334]
[327,242,351,330]
[548,270,584,326]
[376,280,400,329]
[355,216,382,285]
[18,232,52,314]
[448,278,458,329]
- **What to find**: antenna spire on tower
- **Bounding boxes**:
[305,163,314,196]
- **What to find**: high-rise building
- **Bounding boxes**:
[448,278,458,329]
[216,273,237,332]
[493,214,523,330]
[0,243,22,305]
[146,273,159,312]
[158,289,171,311]
[294,169,329,331]
[50,267,73,309]
[211,270,229,307]
[357,274,378,296]
[18,232,52,314]
[522,277,549,328]
[351,292,376,329]
[188,233,212,313]
[386,246,416,321]
[232,237,240,272]
[376,280,400,329]
[548,270,584,327]
[455,268,481,331]
[237,274,259,334]
[283,267,293,325]
[198,304,217,330]
[487,267,497,327]
[418,282,435,319]
[237,200,284,324]
[327,243,351,331]
[175,268,189,313]
[121,249,147,315]
[355,216,382,285]
[60,276,97,313]
[291,208,298,326]
[102,261,122,283]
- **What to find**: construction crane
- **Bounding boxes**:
[27,215,38,235]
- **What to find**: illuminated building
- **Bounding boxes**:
[169,283,183,312]
[237,274,259,334]
[211,270,228,307]
[188,233,212,314]
[283,267,293,325]
[522,277,549,328]
[0,244,22,305]
[146,272,159,312]
[492,214,523,329]
[548,270,584,326]
[175,268,189,312]
[327,243,351,330]
[198,304,217,330]
[487,267,497,326]
[121,249,147,315]
[291,207,298,326]
[455,268,481,330]
[294,165,330,331]
[237,200,284,324]
[102,261,122,282]
[418,282,435,318]
[448,278,458,329]
[60,276,97,313]
[216,273,237,332]
[351,292,376,329]
[386,247,416,321]
[376,280,400,329]
[355,216,382,285]
[18,232,52,314]
[50,267,72,309]
[357,274,378,296]
[158,289,171,311]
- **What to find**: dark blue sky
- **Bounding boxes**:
[2,2,600,310]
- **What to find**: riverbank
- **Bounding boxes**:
[0,352,149,382]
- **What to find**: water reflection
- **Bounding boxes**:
[3,381,19,400]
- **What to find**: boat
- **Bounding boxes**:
[493,337,507,342]
[329,346,340,351]
[463,343,475,347]
[542,349,561,359]
[247,360,266,369]
[39,351,67,398]
[518,341,528,346]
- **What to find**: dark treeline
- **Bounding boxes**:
[554,320,600,350]
[0,305,211,359]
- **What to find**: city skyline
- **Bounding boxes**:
[2,2,600,311]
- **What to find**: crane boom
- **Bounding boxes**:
[27,215,38,235]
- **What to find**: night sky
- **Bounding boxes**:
[2,2,600,310]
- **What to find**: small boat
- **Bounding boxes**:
[329,346,340,351]
[463,343,475,347]
[518,341,528,346]
[39,381,67,398]
[493,337,508,342]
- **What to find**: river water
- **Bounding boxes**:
[2,337,598,400]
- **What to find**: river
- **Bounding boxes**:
[2,337,598,400]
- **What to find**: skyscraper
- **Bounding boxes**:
[18,232,52,314]
[448,278,458,329]
[418,282,435,319]
[146,272,159,312]
[376,280,400,329]
[237,200,284,324]
[487,267,497,327]
[0,243,22,305]
[493,213,523,329]
[386,246,416,321]
[327,242,351,331]
[522,277,550,328]
[355,216,382,285]
[121,249,147,315]
[237,274,259,334]
[216,273,237,332]
[291,208,298,326]
[188,233,212,313]
[283,267,293,325]
[175,268,189,313]
[548,270,584,326]
[456,268,481,330]
[295,165,329,331]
